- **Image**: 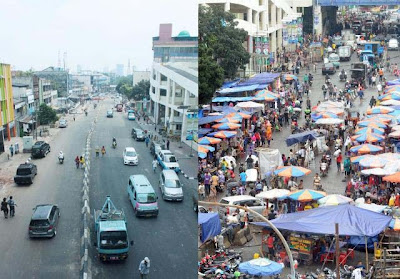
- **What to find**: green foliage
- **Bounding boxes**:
[199,5,250,104]
[131,80,150,101]
[37,103,58,125]
[116,76,133,93]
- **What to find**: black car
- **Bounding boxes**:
[31,141,50,158]
[29,204,60,238]
[14,163,37,185]
[131,128,145,141]
[322,63,336,75]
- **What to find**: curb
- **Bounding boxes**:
[180,169,197,180]
[80,113,97,279]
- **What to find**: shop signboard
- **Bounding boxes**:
[254,37,262,54]
[289,236,313,254]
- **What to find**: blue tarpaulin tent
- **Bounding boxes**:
[221,79,240,89]
[212,96,254,103]
[217,84,259,95]
[387,79,400,86]
[199,115,223,126]
[285,131,319,146]
[198,213,221,243]
[253,204,392,237]
[238,73,281,87]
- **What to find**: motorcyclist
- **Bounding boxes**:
[320,160,328,176]
[313,173,322,190]
[112,137,117,148]
[325,74,330,83]
[340,69,347,80]
[58,151,64,163]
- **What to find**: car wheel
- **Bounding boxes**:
[44,151,47,157]
[162,192,165,200]
[53,229,57,237]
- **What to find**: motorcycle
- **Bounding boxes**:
[320,163,328,177]
[58,156,64,164]
[112,141,117,149]
[339,73,347,82]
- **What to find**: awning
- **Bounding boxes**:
[217,84,259,95]
[18,115,35,124]
[238,73,281,87]
[212,96,254,103]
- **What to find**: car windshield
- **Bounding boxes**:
[137,193,157,203]
[165,155,177,163]
[100,231,128,250]
[165,179,181,188]
[325,63,334,67]
[126,151,136,157]
[128,113,134,117]
[17,168,32,175]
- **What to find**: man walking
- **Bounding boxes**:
[8,196,15,217]
[1,198,8,218]
[139,257,150,279]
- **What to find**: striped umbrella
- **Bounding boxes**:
[366,106,394,115]
[312,112,339,119]
[359,156,389,168]
[288,189,326,202]
[215,117,240,123]
[208,130,237,139]
[365,114,394,123]
[355,127,385,135]
[351,133,385,143]
[357,121,387,129]
[389,218,400,231]
[226,112,252,120]
[318,194,353,206]
[197,137,222,145]
[212,122,241,130]
[380,100,400,106]
[274,166,312,177]
[385,85,400,93]
[380,93,400,101]
[283,74,298,81]
[383,172,400,183]
[349,144,383,155]
[253,90,280,102]
[350,155,374,164]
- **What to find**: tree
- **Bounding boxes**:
[37,103,58,125]
[199,5,250,104]
[131,80,150,101]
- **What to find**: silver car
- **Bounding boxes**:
[59,119,68,128]
[159,170,183,201]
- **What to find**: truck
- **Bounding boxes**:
[338,46,352,61]
[94,196,133,261]
[116,104,123,112]
[14,163,37,185]
[350,63,367,88]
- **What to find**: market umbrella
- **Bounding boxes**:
[283,74,298,81]
[357,121,387,129]
[288,189,326,202]
[380,93,400,101]
[383,172,400,183]
[367,106,394,115]
[318,194,353,206]
[380,100,400,106]
[197,137,222,145]
[350,155,374,164]
[314,112,339,119]
[226,112,252,119]
[389,218,400,231]
[211,122,241,130]
[361,168,389,176]
[385,85,400,93]
[239,258,283,277]
[199,145,215,152]
[349,144,383,155]
[365,114,394,123]
[253,90,279,102]
[256,189,290,200]
[389,130,400,138]
[215,117,240,123]
[208,130,237,139]
[274,166,312,177]
[198,145,215,159]
[359,156,389,168]
[355,127,385,135]
[392,125,400,131]
[351,132,385,143]
[378,153,400,161]
[315,118,344,125]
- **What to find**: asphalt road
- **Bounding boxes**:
[0,109,92,278]
[88,99,197,279]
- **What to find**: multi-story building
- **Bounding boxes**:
[0,63,16,152]
[35,67,70,96]
[199,0,301,75]
[116,64,124,77]
[149,24,198,148]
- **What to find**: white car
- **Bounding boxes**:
[388,39,399,51]
[157,150,180,172]
[59,119,68,128]
[123,147,138,165]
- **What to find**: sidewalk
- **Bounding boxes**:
[0,104,88,194]
[136,118,198,180]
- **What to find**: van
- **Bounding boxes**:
[159,170,183,201]
[218,195,267,220]
[127,175,158,217]
[29,204,60,238]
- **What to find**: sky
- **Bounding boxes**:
[0,0,198,73]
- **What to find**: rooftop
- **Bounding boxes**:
[161,62,198,84]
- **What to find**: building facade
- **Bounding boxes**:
[0,63,16,152]
[115,64,124,77]
[35,67,69,97]
[149,24,198,149]
[199,0,301,76]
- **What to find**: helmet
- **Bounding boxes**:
[144,257,149,263]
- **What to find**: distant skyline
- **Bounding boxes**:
[0,0,198,73]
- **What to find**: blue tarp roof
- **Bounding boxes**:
[198,213,221,243]
[286,131,319,146]
[253,204,392,237]
[212,96,254,103]
[199,115,223,126]
[212,106,237,113]
[221,79,240,89]
[217,84,259,95]
[198,128,213,137]
[387,79,400,86]
[238,73,281,87]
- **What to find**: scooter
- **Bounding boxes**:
[320,164,328,177]
[339,73,347,82]
[112,141,117,149]
[58,157,64,164]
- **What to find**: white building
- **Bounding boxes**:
[133,71,150,86]
[199,0,301,75]
[149,24,198,149]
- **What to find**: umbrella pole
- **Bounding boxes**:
[335,223,340,279]
[365,236,369,272]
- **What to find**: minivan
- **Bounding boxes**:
[159,170,183,201]
[219,195,267,220]
[127,175,158,217]
[29,204,60,238]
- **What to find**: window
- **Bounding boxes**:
[160,89,167,96]
[49,207,56,220]
[161,74,167,82]
[189,91,196,98]
[174,111,180,117]
[176,124,182,130]
[152,86,155,93]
